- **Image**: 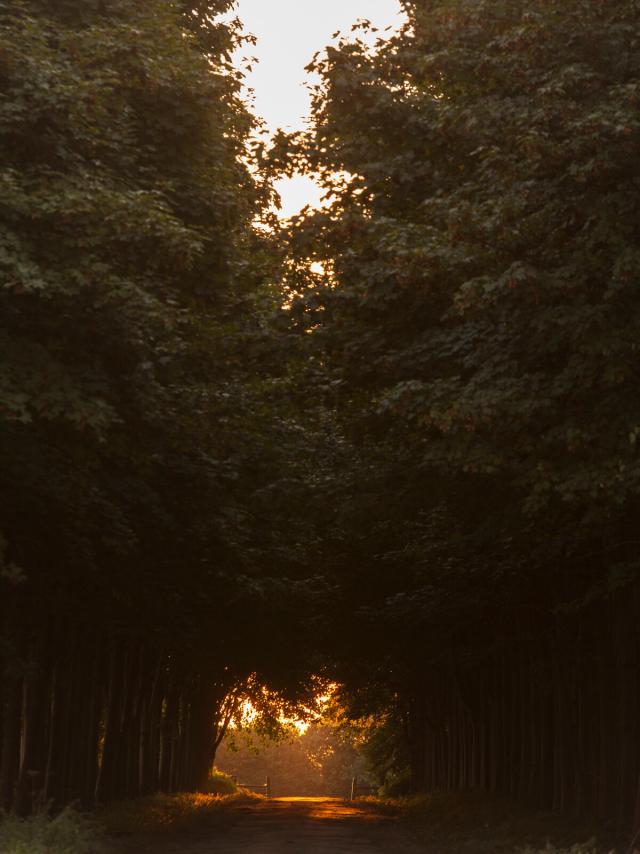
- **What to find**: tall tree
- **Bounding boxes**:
[0,0,321,811]
[283,0,640,834]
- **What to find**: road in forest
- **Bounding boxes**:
[112,797,427,854]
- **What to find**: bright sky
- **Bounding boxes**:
[231,0,405,217]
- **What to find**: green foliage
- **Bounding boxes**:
[0,0,260,634]
[205,769,237,796]
[288,0,640,526]
[282,0,640,661]
[363,718,411,797]
[0,0,321,698]
[0,807,101,854]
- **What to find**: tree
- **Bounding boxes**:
[0,0,319,811]
[283,0,640,834]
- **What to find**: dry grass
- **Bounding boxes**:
[98,790,263,838]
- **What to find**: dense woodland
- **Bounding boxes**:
[1,0,640,844]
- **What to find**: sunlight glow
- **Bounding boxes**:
[273,174,328,220]
[231,687,336,737]
[235,699,309,735]
[230,0,406,217]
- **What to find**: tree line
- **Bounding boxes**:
[0,0,322,813]
[281,0,640,836]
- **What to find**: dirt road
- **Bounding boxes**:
[112,797,427,854]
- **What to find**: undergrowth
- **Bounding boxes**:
[385,791,616,854]
[205,768,237,796]
[0,778,258,853]
[0,807,101,854]
[98,790,263,837]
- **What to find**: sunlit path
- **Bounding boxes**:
[112,798,427,854]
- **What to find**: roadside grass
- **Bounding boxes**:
[0,773,261,854]
[0,807,102,854]
[362,791,617,854]
[98,790,263,838]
